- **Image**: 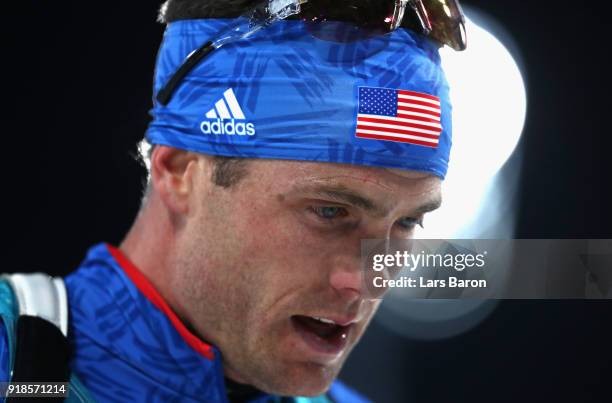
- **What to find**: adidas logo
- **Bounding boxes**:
[200,88,256,136]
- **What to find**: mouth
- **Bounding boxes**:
[291,315,355,358]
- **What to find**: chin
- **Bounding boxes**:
[262,361,340,397]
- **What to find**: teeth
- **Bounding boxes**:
[312,316,337,325]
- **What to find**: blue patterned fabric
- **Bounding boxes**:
[147,19,453,179]
[0,281,15,383]
[0,244,369,402]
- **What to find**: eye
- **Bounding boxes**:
[310,206,348,220]
[396,217,424,231]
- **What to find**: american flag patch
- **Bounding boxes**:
[355,87,442,148]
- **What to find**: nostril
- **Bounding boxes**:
[329,269,363,301]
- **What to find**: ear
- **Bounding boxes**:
[150,146,201,215]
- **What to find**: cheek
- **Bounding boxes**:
[223,212,341,323]
[239,225,316,292]
[234,202,320,268]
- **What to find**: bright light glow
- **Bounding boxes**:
[375,13,527,340]
[419,16,527,239]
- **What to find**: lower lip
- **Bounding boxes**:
[291,317,352,358]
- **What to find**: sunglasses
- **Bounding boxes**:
[156,0,466,105]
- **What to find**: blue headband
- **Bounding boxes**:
[147,19,453,179]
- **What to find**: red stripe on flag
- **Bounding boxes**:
[393,113,441,124]
[357,125,440,140]
[356,132,439,148]
[398,90,440,102]
[357,117,442,134]
[398,98,441,109]
[397,106,441,118]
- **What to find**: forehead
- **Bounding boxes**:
[248,159,442,208]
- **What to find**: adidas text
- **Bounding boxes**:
[200,119,256,136]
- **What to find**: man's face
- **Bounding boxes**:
[170,158,441,396]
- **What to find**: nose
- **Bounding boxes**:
[328,248,365,304]
[328,222,403,302]
[329,220,406,302]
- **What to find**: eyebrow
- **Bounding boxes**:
[313,185,388,217]
[293,184,442,218]
[412,198,442,215]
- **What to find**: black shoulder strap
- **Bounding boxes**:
[3,273,71,403]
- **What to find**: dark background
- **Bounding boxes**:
[3,1,611,402]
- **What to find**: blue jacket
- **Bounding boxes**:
[0,244,369,403]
